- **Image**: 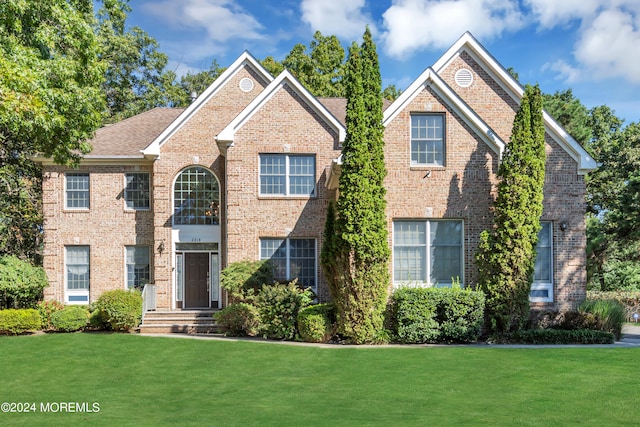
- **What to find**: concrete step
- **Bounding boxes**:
[139,310,220,334]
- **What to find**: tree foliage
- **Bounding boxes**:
[323,28,390,344]
[476,84,546,333]
[543,89,592,147]
[0,0,105,261]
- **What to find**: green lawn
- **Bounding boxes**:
[0,333,638,426]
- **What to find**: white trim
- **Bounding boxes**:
[530,221,554,303]
[258,154,317,197]
[64,245,90,305]
[64,172,90,211]
[433,32,596,174]
[383,67,505,157]
[216,70,346,145]
[142,51,274,157]
[124,172,151,211]
[259,237,318,291]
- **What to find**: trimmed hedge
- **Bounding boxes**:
[490,329,615,345]
[220,260,273,303]
[0,308,42,334]
[391,286,485,344]
[37,300,65,330]
[50,306,89,332]
[297,303,335,343]
[587,290,640,322]
[214,303,260,337]
[93,290,142,332]
[256,281,313,340]
[0,256,48,309]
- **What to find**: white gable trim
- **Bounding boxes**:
[383,67,505,157]
[433,32,597,174]
[216,69,346,145]
[142,51,273,157]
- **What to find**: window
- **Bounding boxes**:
[174,167,220,225]
[65,173,89,209]
[125,173,150,209]
[126,246,150,289]
[260,238,316,289]
[66,246,90,303]
[393,220,463,286]
[411,114,444,166]
[530,222,553,302]
[260,155,315,196]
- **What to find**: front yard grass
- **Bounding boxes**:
[1,333,638,426]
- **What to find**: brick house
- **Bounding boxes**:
[36,32,595,312]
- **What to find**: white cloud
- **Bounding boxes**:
[524,0,602,28]
[381,0,524,58]
[142,0,265,43]
[543,60,582,84]
[300,0,373,40]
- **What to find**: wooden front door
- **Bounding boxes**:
[184,253,209,308]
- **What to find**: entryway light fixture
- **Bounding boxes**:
[157,241,165,254]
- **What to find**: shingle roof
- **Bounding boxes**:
[87,107,184,157]
[317,97,392,126]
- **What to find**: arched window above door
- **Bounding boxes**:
[173,166,220,225]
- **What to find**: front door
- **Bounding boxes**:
[184,253,209,308]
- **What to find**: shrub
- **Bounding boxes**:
[0,308,42,334]
[587,290,640,322]
[391,286,485,344]
[297,303,335,343]
[37,300,65,330]
[490,329,615,345]
[0,256,48,309]
[220,260,273,303]
[93,290,142,332]
[50,306,89,332]
[255,281,313,340]
[214,303,260,337]
[529,310,600,331]
[579,299,626,339]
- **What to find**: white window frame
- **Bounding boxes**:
[125,245,151,289]
[530,221,554,303]
[65,172,90,210]
[124,173,151,210]
[393,220,464,287]
[410,113,445,167]
[65,246,90,304]
[259,154,316,197]
[260,238,317,290]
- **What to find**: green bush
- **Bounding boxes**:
[587,290,640,322]
[297,303,335,343]
[579,299,626,339]
[490,329,615,344]
[0,308,42,334]
[50,306,89,332]
[220,260,273,303]
[0,256,48,309]
[391,286,485,344]
[256,281,313,340]
[37,300,65,330]
[214,303,260,337]
[93,290,142,332]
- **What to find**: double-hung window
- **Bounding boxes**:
[260,154,315,196]
[260,238,316,290]
[125,173,150,209]
[530,222,553,302]
[65,173,90,209]
[411,114,445,166]
[393,220,463,286]
[65,246,90,303]
[125,246,150,289]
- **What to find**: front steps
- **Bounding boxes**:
[139,309,220,334]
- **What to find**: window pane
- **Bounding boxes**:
[66,246,89,290]
[289,239,316,288]
[289,156,315,195]
[66,173,89,208]
[411,115,444,166]
[394,222,427,282]
[260,155,286,195]
[260,238,287,280]
[125,173,150,209]
[126,246,150,289]
[534,222,552,282]
[174,167,220,225]
[430,221,462,285]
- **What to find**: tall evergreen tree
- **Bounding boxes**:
[326,28,389,344]
[476,84,546,333]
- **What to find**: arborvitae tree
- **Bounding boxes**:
[476,84,546,333]
[325,28,390,344]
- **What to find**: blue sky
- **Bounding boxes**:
[127,0,640,124]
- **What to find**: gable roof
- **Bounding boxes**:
[383,67,506,157]
[142,51,273,158]
[216,70,346,146]
[433,31,597,174]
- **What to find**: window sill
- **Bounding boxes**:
[410,165,445,171]
[258,195,317,200]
